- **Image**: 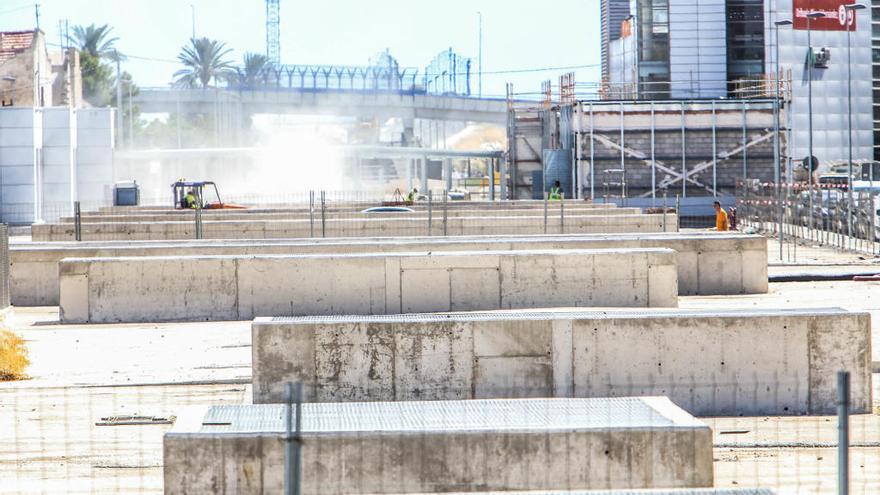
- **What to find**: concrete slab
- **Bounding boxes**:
[163,397,714,494]
[11,232,764,306]
[59,248,678,323]
[251,308,871,415]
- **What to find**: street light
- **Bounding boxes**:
[806,11,824,237]
[845,3,866,248]
[477,11,482,98]
[774,18,792,260]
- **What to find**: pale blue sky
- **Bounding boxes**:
[0,0,602,98]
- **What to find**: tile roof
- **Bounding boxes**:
[0,30,35,63]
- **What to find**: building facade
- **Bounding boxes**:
[0,29,82,108]
[600,0,632,84]
[602,0,874,171]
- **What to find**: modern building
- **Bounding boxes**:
[873,0,879,161]
[600,0,632,84]
[602,0,874,172]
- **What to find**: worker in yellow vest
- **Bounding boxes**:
[549,181,563,200]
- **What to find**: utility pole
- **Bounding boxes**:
[34,3,40,30]
[115,52,123,149]
[190,3,196,39]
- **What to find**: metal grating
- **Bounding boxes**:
[195,397,704,434]
[0,224,9,310]
[265,307,851,325]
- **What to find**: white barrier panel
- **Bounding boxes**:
[164,398,713,494]
[12,232,763,306]
[251,308,872,415]
[59,248,678,323]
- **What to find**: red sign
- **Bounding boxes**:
[793,0,858,31]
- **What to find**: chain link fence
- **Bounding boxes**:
[20,192,677,242]
[0,223,9,311]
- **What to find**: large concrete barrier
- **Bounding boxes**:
[251,308,872,415]
[163,397,714,494]
[59,248,678,323]
[34,212,676,241]
[13,232,757,306]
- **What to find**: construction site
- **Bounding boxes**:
[1,0,879,494]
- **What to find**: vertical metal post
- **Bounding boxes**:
[320,191,326,238]
[662,192,668,232]
[543,192,548,234]
[650,102,656,206]
[675,194,681,231]
[619,102,626,205]
[442,190,448,236]
[427,190,433,236]
[807,16,816,239]
[589,103,595,200]
[309,191,314,238]
[73,201,82,242]
[560,197,565,234]
[838,371,850,495]
[195,206,202,240]
[499,155,507,200]
[680,102,686,198]
[711,101,717,196]
[742,100,748,200]
[488,158,495,201]
[284,382,303,495]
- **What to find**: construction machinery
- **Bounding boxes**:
[171,180,246,210]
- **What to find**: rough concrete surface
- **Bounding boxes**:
[12,232,766,305]
[58,248,678,323]
[163,398,714,494]
[2,239,880,494]
[251,308,871,415]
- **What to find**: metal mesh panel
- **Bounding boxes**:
[0,224,9,309]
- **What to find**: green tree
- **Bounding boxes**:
[68,23,126,106]
[239,52,269,87]
[78,50,114,106]
[68,23,120,59]
[174,38,234,88]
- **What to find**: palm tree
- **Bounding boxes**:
[174,37,234,88]
[240,52,269,87]
[67,24,122,60]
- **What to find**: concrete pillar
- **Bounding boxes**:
[406,159,413,191]
[444,158,452,191]
[489,158,495,201]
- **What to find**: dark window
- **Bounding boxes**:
[874,105,880,121]
[726,0,765,91]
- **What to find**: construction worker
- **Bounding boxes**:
[184,189,198,209]
[406,187,418,203]
[714,200,729,231]
[549,181,563,201]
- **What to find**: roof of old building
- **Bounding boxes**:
[0,30,36,63]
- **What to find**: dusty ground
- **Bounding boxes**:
[1,238,879,494]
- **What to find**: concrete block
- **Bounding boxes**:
[163,398,714,493]
[12,233,763,306]
[251,308,872,415]
[59,248,678,323]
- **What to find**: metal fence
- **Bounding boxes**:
[1,370,876,494]
[25,192,677,242]
[737,181,878,261]
[0,223,8,310]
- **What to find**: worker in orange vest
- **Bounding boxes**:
[714,201,729,231]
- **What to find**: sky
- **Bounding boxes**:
[0,0,602,99]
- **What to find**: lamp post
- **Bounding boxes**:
[774,19,792,260]
[845,3,866,248]
[477,11,482,98]
[806,11,824,237]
